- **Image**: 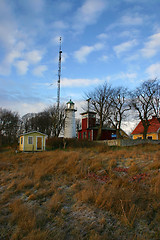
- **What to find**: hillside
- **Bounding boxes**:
[0,144,160,240]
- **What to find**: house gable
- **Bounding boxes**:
[132,116,160,140]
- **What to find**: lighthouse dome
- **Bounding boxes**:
[66,99,75,109]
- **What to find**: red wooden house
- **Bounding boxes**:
[78,111,116,141]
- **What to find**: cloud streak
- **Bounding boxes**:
[141,32,160,58]
[74,43,104,63]
[14,60,29,75]
[146,62,160,78]
[33,65,48,77]
[114,40,138,57]
[73,0,107,32]
[61,77,102,87]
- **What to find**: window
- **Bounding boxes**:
[88,131,91,140]
[147,136,152,140]
[21,137,23,144]
[28,136,33,144]
[83,132,86,139]
[137,137,142,139]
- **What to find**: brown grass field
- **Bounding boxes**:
[0,144,160,240]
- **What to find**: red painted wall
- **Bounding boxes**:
[78,129,92,140]
[82,118,87,130]
[82,114,96,130]
[93,129,116,140]
[78,129,116,141]
[78,112,116,141]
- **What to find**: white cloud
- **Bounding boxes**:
[18,0,45,15]
[141,32,160,58]
[33,65,48,77]
[27,0,44,13]
[106,13,144,31]
[74,43,104,63]
[97,33,108,40]
[52,20,69,29]
[61,77,101,87]
[14,60,29,75]
[61,52,68,63]
[14,102,47,117]
[25,50,43,64]
[106,72,137,85]
[114,39,138,57]
[0,0,17,49]
[146,62,160,78]
[73,0,107,32]
[99,55,108,62]
[120,14,143,26]
[0,41,26,75]
[74,46,93,63]
[118,72,137,81]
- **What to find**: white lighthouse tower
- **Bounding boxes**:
[64,99,77,138]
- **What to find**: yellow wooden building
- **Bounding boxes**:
[131,116,160,140]
[19,131,47,152]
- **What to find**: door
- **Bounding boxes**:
[37,137,43,150]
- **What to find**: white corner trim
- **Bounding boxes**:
[23,136,24,151]
[36,136,43,150]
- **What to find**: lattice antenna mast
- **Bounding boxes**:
[57,37,62,112]
[158,82,160,117]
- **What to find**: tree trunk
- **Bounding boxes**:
[96,119,103,140]
[142,120,150,140]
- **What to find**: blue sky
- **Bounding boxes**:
[0,0,160,118]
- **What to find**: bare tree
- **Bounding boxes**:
[109,87,131,138]
[131,79,159,139]
[22,104,65,138]
[46,104,65,137]
[151,79,160,120]
[0,108,20,144]
[86,82,113,139]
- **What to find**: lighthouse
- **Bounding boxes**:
[64,100,77,138]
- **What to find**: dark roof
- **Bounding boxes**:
[92,126,116,131]
[67,99,74,104]
[80,111,96,115]
[78,127,116,132]
[131,116,160,135]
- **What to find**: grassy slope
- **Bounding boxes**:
[0,144,160,240]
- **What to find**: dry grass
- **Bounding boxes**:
[0,144,160,239]
[47,190,65,212]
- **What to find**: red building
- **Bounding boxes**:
[78,111,117,141]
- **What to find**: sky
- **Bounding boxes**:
[0,0,160,127]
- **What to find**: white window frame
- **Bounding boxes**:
[28,136,33,144]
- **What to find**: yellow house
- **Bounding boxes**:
[131,116,160,140]
[19,131,47,152]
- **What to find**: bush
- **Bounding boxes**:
[46,137,96,150]
[46,137,63,150]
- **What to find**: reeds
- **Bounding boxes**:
[0,144,160,239]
